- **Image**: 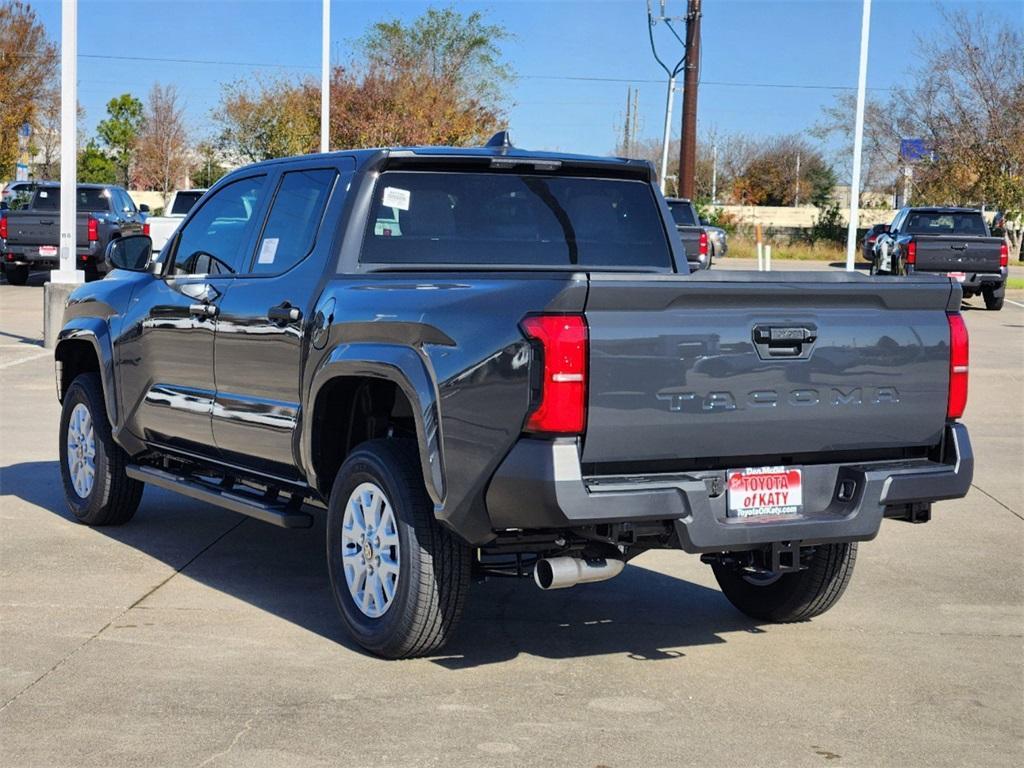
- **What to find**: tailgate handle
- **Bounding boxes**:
[950,244,967,251]
[753,325,817,358]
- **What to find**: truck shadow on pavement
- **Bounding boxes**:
[3,460,762,666]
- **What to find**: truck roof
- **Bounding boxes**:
[240,140,654,181]
[906,206,981,214]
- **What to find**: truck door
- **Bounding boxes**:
[211,159,352,478]
[117,174,270,456]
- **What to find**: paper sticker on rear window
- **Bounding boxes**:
[258,237,279,264]
[382,186,410,211]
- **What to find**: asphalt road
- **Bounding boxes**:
[1,266,1021,768]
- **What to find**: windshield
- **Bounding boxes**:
[32,187,111,213]
[361,171,672,269]
[667,201,697,226]
[904,211,987,236]
[170,191,204,215]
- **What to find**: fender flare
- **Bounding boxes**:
[55,318,119,427]
[303,343,445,506]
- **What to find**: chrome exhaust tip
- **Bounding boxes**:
[533,556,625,590]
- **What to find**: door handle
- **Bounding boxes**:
[268,303,302,323]
[189,303,219,318]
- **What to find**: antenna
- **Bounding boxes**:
[485,130,513,152]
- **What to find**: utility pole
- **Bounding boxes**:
[794,152,801,207]
[623,87,632,155]
[711,143,717,204]
[646,1,686,194]
[320,0,330,153]
[677,0,701,200]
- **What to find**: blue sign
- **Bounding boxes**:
[900,138,933,162]
[18,122,31,138]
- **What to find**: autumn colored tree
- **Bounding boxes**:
[134,84,190,201]
[213,6,511,161]
[0,1,57,179]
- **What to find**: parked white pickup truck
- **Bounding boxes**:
[146,189,206,253]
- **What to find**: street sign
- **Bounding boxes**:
[15,163,29,181]
[900,138,933,162]
[18,122,32,138]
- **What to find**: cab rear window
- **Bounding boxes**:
[361,171,672,269]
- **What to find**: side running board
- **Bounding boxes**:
[126,465,314,529]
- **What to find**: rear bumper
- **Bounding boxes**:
[2,243,102,270]
[909,266,1006,292]
[485,423,973,553]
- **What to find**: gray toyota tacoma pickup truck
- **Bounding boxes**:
[53,136,973,658]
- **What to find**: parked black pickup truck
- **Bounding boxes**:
[54,137,973,658]
[1,182,147,284]
[665,196,711,270]
[872,207,1008,310]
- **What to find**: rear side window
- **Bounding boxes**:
[361,171,672,269]
[32,187,111,212]
[667,201,697,226]
[251,169,336,274]
[170,191,204,215]
[905,211,987,236]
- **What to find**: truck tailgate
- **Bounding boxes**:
[914,235,1003,273]
[4,213,90,247]
[582,272,956,465]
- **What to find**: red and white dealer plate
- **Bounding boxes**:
[727,467,803,518]
[39,245,58,257]
[947,272,967,282]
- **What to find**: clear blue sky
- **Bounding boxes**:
[30,0,1021,176]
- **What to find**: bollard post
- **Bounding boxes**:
[765,245,772,272]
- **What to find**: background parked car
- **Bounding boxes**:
[861,223,890,261]
[700,219,729,258]
[0,183,148,284]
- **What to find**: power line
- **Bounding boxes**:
[13,50,895,92]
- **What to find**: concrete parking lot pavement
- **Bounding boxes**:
[1,272,1022,768]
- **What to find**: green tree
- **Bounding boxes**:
[96,94,145,187]
[77,140,117,184]
[190,141,228,188]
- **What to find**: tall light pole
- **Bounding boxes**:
[646,1,686,194]
[845,0,872,271]
[54,0,81,284]
[320,0,330,153]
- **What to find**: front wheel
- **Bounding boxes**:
[59,373,143,525]
[712,543,857,623]
[326,439,471,658]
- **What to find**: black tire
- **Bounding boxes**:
[326,439,470,658]
[869,259,879,275]
[5,265,29,285]
[712,543,857,623]
[59,373,143,525]
[983,286,1004,311]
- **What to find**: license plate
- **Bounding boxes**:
[947,272,966,282]
[39,246,57,257]
[727,467,802,518]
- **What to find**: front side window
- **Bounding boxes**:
[251,169,337,274]
[171,176,266,276]
[361,171,672,269]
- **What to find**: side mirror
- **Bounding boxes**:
[139,203,150,213]
[106,234,153,272]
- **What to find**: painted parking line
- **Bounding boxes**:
[0,351,51,369]
[1004,298,1024,309]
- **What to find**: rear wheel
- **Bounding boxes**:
[59,373,143,525]
[712,543,857,623]
[326,439,471,658]
[983,286,1004,311]
[5,265,29,285]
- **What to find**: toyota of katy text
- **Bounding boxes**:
[54,136,973,658]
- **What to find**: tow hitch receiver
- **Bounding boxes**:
[701,541,811,575]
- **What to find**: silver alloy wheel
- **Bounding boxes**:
[341,482,401,618]
[66,402,97,499]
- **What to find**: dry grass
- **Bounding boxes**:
[726,236,846,262]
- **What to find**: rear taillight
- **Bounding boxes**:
[947,313,969,420]
[87,216,98,243]
[906,240,916,265]
[999,241,1008,268]
[867,235,877,244]
[0,214,7,240]
[521,314,588,434]
[143,222,150,236]
[699,231,709,257]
